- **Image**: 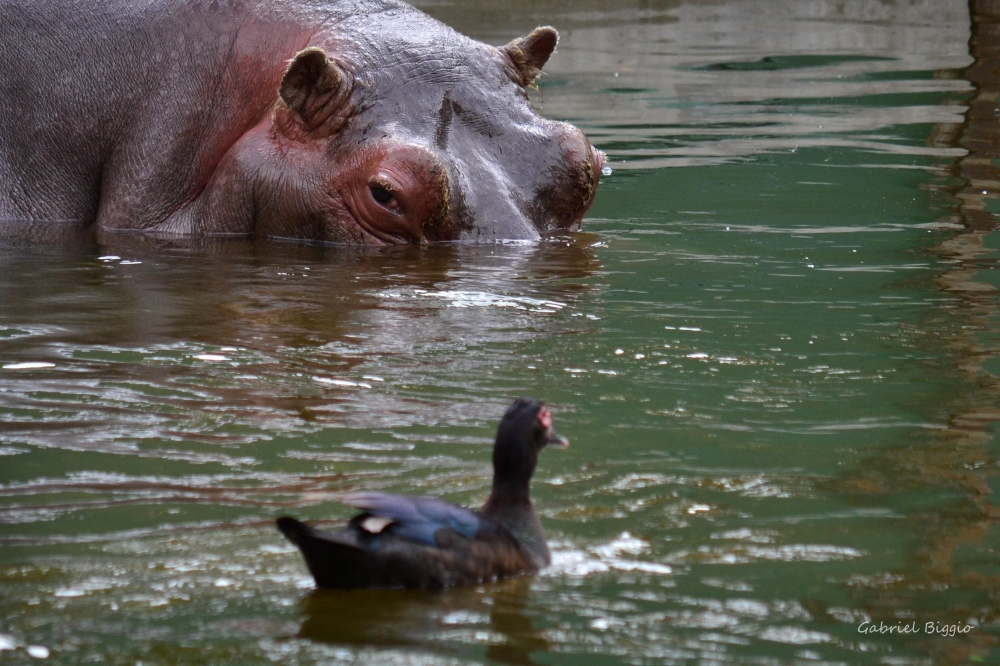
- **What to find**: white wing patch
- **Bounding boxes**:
[360,515,396,533]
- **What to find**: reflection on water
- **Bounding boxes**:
[828,1,1000,660]
[299,577,548,665]
[429,0,971,169]
[2,0,999,664]
[0,238,597,454]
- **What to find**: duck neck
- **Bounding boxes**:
[484,444,538,511]
[485,475,532,509]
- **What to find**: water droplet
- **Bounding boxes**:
[27,646,49,659]
[601,165,613,177]
[313,377,363,388]
[2,362,55,370]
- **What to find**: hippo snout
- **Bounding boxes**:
[591,146,606,183]
[588,145,606,208]
[525,124,604,232]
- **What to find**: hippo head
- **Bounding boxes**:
[250,19,603,244]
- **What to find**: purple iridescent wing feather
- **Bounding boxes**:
[341,492,485,546]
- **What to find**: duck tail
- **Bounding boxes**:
[276,516,322,545]
[276,516,384,589]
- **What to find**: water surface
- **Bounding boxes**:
[2,0,999,664]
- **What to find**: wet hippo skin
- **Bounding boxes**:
[0,0,604,244]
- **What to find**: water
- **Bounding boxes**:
[2,0,998,663]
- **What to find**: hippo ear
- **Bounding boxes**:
[502,27,558,87]
[278,47,351,134]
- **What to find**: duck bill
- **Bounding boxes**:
[546,431,570,449]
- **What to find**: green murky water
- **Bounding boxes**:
[2,1,999,664]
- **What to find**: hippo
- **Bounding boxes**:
[0,0,603,244]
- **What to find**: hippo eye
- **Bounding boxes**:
[369,184,399,210]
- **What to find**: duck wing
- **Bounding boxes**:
[341,492,495,546]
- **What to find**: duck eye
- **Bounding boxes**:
[370,184,397,208]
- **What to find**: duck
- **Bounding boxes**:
[276,398,569,589]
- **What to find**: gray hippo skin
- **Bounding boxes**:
[0,0,603,244]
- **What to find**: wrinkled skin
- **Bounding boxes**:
[0,0,603,244]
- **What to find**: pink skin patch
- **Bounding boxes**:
[538,407,552,430]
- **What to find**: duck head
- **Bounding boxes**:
[491,398,568,502]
